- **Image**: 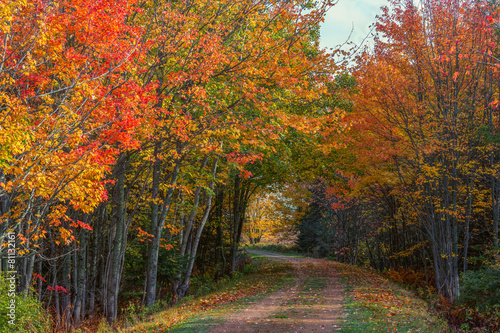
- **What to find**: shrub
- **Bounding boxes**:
[0,273,51,332]
[236,251,252,271]
[459,266,500,311]
[190,277,215,296]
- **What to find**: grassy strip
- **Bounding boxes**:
[284,276,328,308]
[113,257,293,332]
[245,249,305,259]
[333,262,449,332]
[243,243,302,256]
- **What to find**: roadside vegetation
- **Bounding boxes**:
[243,243,302,257]
[336,263,448,332]
[96,253,448,332]
[86,256,293,332]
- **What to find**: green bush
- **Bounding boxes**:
[190,277,215,296]
[0,273,51,332]
[459,266,500,311]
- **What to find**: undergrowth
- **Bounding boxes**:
[383,265,500,332]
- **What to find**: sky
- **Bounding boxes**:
[319,0,388,50]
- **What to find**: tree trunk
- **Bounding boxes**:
[144,160,181,307]
[105,155,126,324]
[173,154,219,300]
[74,223,88,326]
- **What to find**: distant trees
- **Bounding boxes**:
[243,189,302,244]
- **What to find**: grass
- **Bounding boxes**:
[166,312,222,333]
[245,250,305,260]
[274,313,289,319]
[304,276,328,291]
[114,256,293,333]
[284,276,328,308]
[243,243,303,257]
[334,263,449,332]
[89,246,450,332]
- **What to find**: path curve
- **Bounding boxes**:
[209,250,344,333]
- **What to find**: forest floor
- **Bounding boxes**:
[122,251,449,333]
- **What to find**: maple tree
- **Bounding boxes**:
[290,6,500,325]
[0,0,341,327]
[0,0,153,326]
[244,193,276,245]
[319,0,500,302]
[132,0,337,309]
[0,1,152,324]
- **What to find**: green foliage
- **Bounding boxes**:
[96,318,112,333]
[123,241,187,288]
[458,267,500,311]
[241,263,256,274]
[190,277,216,297]
[157,248,189,283]
[296,205,330,257]
[0,273,51,332]
[328,73,358,113]
[124,298,170,327]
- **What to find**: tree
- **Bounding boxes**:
[349,0,498,301]
[0,0,153,326]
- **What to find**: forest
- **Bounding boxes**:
[1,0,500,332]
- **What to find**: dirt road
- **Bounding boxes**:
[209,250,344,333]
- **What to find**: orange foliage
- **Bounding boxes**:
[1,0,153,246]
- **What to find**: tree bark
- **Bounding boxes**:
[144,160,181,307]
[173,154,219,300]
[105,154,127,324]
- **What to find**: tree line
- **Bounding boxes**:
[297,0,500,308]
